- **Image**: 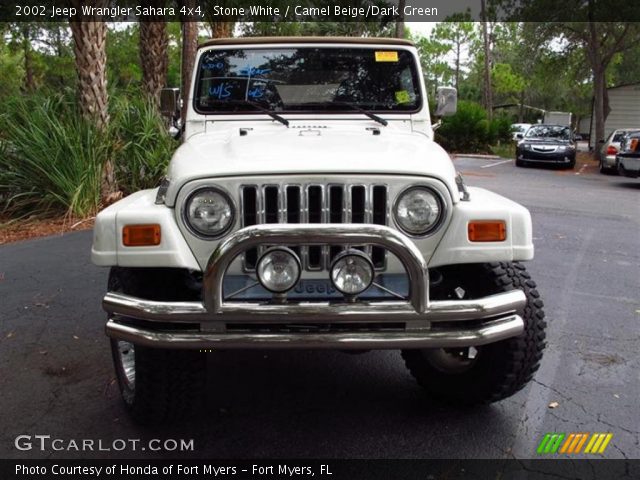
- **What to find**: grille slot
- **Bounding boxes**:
[306,185,324,270]
[241,186,259,269]
[371,185,388,269]
[240,183,388,272]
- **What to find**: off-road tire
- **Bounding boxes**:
[402,262,546,405]
[108,267,205,425]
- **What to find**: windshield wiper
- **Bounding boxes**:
[299,101,388,126]
[211,99,289,127]
[332,101,388,126]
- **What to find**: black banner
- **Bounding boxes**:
[1,459,639,480]
[1,0,639,22]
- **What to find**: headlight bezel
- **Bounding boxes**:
[182,186,236,239]
[393,185,445,237]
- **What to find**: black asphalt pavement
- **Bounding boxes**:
[1,157,638,460]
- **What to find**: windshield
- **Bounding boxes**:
[194,47,422,114]
[525,125,571,140]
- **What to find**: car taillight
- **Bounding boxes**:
[606,145,618,155]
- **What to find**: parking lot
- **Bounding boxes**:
[1,156,638,460]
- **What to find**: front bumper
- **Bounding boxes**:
[517,150,575,164]
[103,224,526,350]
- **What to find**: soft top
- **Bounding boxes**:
[199,36,415,49]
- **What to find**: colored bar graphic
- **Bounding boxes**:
[537,433,565,454]
[538,433,613,455]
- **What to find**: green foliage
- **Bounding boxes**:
[110,92,178,196]
[107,24,142,88]
[0,95,107,218]
[0,91,177,218]
[435,101,511,153]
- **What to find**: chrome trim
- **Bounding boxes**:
[102,223,526,325]
[204,224,429,314]
[182,186,236,240]
[238,182,390,273]
[102,288,525,324]
[105,315,525,350]
[393,185,446,238]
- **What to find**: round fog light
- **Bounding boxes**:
[330,250,374,296]
[256,247,301,293]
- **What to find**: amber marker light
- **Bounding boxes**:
[122,224,161,246]
[468,220,506,242]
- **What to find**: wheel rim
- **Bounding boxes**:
[424,347,479,374]
[116,341,136,390]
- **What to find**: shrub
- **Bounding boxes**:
[110,93,177,196]
[435,101,514,153]
[0,95,108,218]
[0,91,178,219]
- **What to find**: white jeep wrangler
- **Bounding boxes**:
[92,37,546,424]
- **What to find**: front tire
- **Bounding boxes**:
[111,340,205,425]
[108,267,205,425]
[402,262,546,405]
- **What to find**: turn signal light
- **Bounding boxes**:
[468,220,506,242]
[123,224,161,246]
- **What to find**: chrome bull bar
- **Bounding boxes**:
[103,224,527,349]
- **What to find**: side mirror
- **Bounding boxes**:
[515,133,524,140]
[160,88,180,120]
[435,87,457,117]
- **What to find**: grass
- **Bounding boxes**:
[490,142,516,159]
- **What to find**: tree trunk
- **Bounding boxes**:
[518,91,525,123]
[455,42,460,91]
[209,22,234,38]
[592,65,606,144]
[395,0,406,39]
[69,2,117,205]
[140,20,168,106]
[481,0,492,120]
[180,0,199,123]
[22,25,35,92]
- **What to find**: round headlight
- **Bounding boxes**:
[257,247,301,293]
[394,186,443,236]
[184,188,234,237]
[330,249,374,296]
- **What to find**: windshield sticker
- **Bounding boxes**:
[375,51,399,62]
[395,90,411,104]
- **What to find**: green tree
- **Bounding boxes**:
[512,0,640,142]
[431,12,475,90]
[411,32,451,98]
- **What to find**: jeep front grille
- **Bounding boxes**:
[240,184,389,271]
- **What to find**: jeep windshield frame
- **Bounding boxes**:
[193,46,423,116]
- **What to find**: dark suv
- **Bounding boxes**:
[516,124,576,169]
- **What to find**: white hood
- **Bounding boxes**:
[164,122,457,205]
